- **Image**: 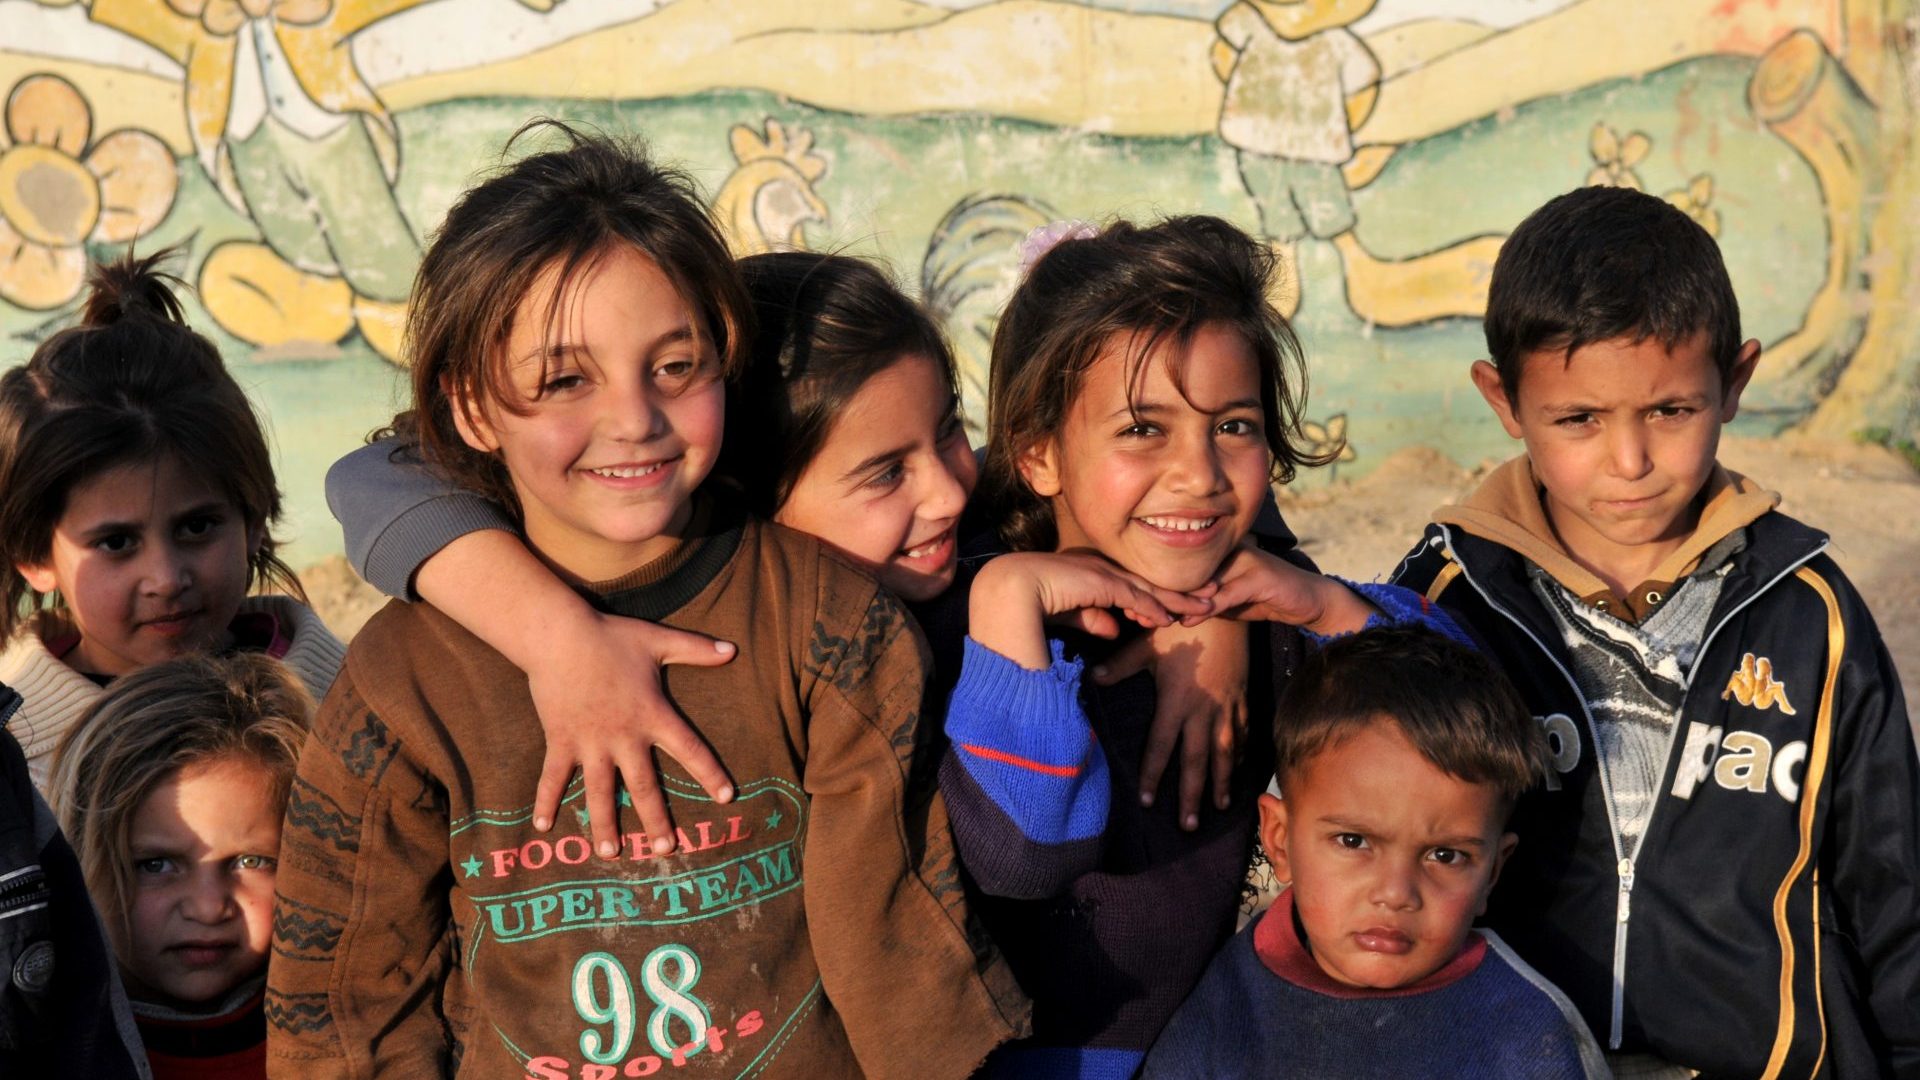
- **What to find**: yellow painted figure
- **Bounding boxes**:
[87,0,550,360]
[1212,0,1502,326]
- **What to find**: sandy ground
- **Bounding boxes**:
[301,435,1920,730]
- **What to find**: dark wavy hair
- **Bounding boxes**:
[397,121,751,510]
[979,215,1335,552]
[0,251,300,641]
[718,251,958,516]
[1484,185,1744,400]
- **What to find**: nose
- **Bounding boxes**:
[1168,431,1229,496]
[918,452,970,524]
[601,378,666,443]
[1607,421,1654,482]
[139,543,193,598]
[1370,859,1422,912]
[179,869,236,925]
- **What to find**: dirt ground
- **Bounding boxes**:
[301,435,1920,729]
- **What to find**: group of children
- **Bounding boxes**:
[0,120,1912,1080]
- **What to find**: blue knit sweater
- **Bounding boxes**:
[1140,893,1607,1079]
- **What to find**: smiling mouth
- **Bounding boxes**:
[898,529,954,562]
[586,461,672,480]
[1137,515,1220,532]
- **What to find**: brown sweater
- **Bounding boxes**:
[266,503,1027,1079]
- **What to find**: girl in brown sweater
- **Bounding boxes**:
[265,124,1026,1079]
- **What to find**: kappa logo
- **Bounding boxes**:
[1722,653,1797,715]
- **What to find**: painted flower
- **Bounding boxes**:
[1586,122,1650,191]
[162,0,332,36]
[1664,174,1720,237]
[0,74,178,310]
[1301,414,1357,471]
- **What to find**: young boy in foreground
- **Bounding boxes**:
[1141,626,1606,1078]
[1393,185,1920,1077]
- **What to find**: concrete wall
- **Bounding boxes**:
[2,0,1914,566]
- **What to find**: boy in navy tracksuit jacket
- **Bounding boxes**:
[1392,185,1919,1078]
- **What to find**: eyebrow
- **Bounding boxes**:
[1317,816,1488,848]
[1542,392,1711,414]
[78,501,228,540]
[1103,397,1263,420]
[837,394,959,483]
[513,325,698,369]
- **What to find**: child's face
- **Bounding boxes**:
[1019,322,1270,592]
[1471,333,1759,585]
[16,455,258,677]
[457,246,726,583]
[1261,719,1516,989]
[123,756,281,1006]
[775,353,977,603]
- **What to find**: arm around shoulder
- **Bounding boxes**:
[326,435,513,600]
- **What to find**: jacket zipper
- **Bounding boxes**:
[1439,527,1829,1050]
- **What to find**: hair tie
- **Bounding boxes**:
[1017,219,1100,275]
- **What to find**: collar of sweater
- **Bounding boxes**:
[582,493,745,622]
[1435,455,1777,623]
[1254,888,1487,998]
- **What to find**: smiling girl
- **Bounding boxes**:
[50,652,313,1080]
[0,254,344,790]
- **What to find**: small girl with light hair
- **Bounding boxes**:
[50,652,314,1080]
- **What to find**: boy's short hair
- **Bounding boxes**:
[1273,626,1548,808]
[1483,185,1743,400]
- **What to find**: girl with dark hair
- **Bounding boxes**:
[268,125,1027,1077]
[0,253,344,790]
[942,215,1464,1076]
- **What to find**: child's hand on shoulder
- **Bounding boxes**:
[1196,545,1377,638]
[530,610,738,859]
[1092,618,1250,829]
[971,551,1212,671]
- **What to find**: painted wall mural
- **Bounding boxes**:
[1,0,1915,566]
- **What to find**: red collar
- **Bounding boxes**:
[1253,888,1487,998]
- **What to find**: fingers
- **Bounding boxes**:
[580,759,622,857]
[653,724,734,806]
[1176,709,1209,830]
[1137,703,1182,810]
[1211,705,1241,812]
[1091,633,1155,686]
[643,624,738,669]
[532,745,575,833]
[623,761,674,857]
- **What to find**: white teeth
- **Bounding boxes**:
[589,463,665,479]
[902,535,947,559]
[1139,516,1219,533]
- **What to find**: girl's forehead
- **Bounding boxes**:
[1077,324,1263,412]
[62,454,232,521]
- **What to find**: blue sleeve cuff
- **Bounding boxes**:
[944,636,1108,845]
[1304,580,1474,650]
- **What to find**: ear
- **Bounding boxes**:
[246,520,267,559]
[446,376,501,454]
[1470,360,1525,439]
[1015,435,1064,499]
[15,561,57,595]
[1477,831,1520,917]
[1718,339,1762,423]
[1257,792,1292,886]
